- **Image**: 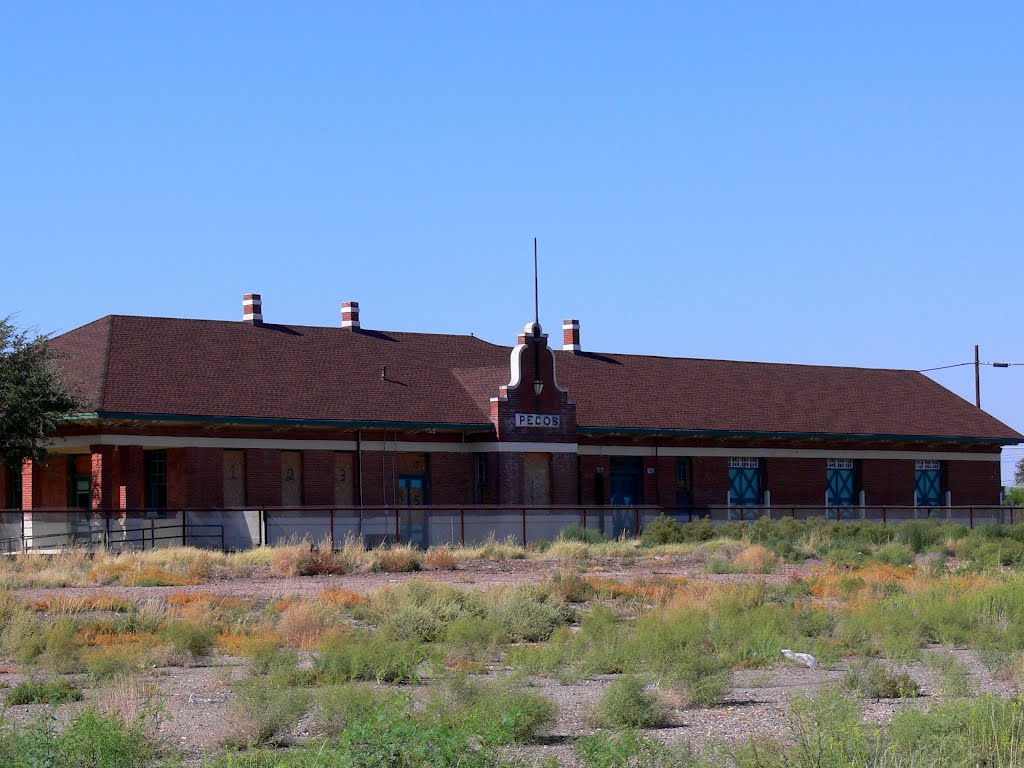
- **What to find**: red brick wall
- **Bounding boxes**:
[429,453,473,505]
[947,461,1001,506]
[765,458,827,506]
[41,457,68,508]
[496,453,524,505]
[183,448,224,508]
[579,456,610,505]
[551,454,577,504]
[693,457,729,507]
[245,449,282,507]
[358,451,388,505]
[861,459,915,506]
[301,450,335,506]
[167,449,187,508]
[120,446,144,510]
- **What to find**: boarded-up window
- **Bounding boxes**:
[223,450,245,507]
[282,452,303,507]
[334,453,354,506]
[524,453,551,505]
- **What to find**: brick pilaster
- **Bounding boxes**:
[90,445,116,511]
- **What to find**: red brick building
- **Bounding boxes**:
[1,294,1020,548]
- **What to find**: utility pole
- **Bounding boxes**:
[975,344,981,408]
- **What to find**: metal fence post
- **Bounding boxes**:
[460,508,465,546]
[969,507,974,529]
[521,508,527,547]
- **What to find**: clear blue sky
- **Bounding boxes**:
[2,3,1022,483]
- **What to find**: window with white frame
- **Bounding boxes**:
[729,458,760,469]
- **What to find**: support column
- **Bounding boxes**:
[21,459,45,541]
[90,445,116,512]
[119,446,144,511]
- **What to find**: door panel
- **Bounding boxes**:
[281,452,302,507]
[524,453,551,505]
[223,451,245,507]
[334,453,354,506]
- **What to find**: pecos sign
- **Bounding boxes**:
[514,413,561,428]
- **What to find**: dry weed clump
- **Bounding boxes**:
[585,576,687,604]
[453,536,527,562]
[277,601,331,649]
[26,593,135,614]
[424,547,457,571]
[732,545,781,574]
[369,545,422,573]
[89,559,198,587]
[97,676,164,737]
[271,543,352,577]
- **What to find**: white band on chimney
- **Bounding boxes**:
[562,317,580,351]
[243,293,263,324]
[341,301,360,329]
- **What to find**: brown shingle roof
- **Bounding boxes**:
[51,315,1021,442]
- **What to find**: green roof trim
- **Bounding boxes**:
[576,425,1016,445]
[69,411,496,433]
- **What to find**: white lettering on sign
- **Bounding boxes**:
[515,413,562,428]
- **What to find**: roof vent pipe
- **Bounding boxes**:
[341,301,360,329]
[562,319,580,352]
[243,294,263,325]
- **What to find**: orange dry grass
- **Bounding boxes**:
[277,602,329,650]
[216,628,284,656]
[77,627,160,650]
[25,593,134,613]
[272,596,301,613]
[585,575,688,604]
[164,592,248,617]
[809,563,912,599]
[317,588,367,608]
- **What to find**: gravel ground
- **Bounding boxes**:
[13,555,806,605]
[5,559,1021,766]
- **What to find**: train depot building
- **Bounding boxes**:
[1,294,1021,550]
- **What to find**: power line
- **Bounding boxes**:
[918,361,1023,372]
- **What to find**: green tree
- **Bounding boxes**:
[0,317,84,468]
[1016,457,1024,488]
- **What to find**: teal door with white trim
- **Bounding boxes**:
[915,460,943,507]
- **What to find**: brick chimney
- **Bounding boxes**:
[562,319,580,352]
[243,293,263,325]
[341,301,360,329]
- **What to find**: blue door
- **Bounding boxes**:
[729,460,762,502]
[826,459,858,519]
[398,476,428,547]
[610,458,643,538]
